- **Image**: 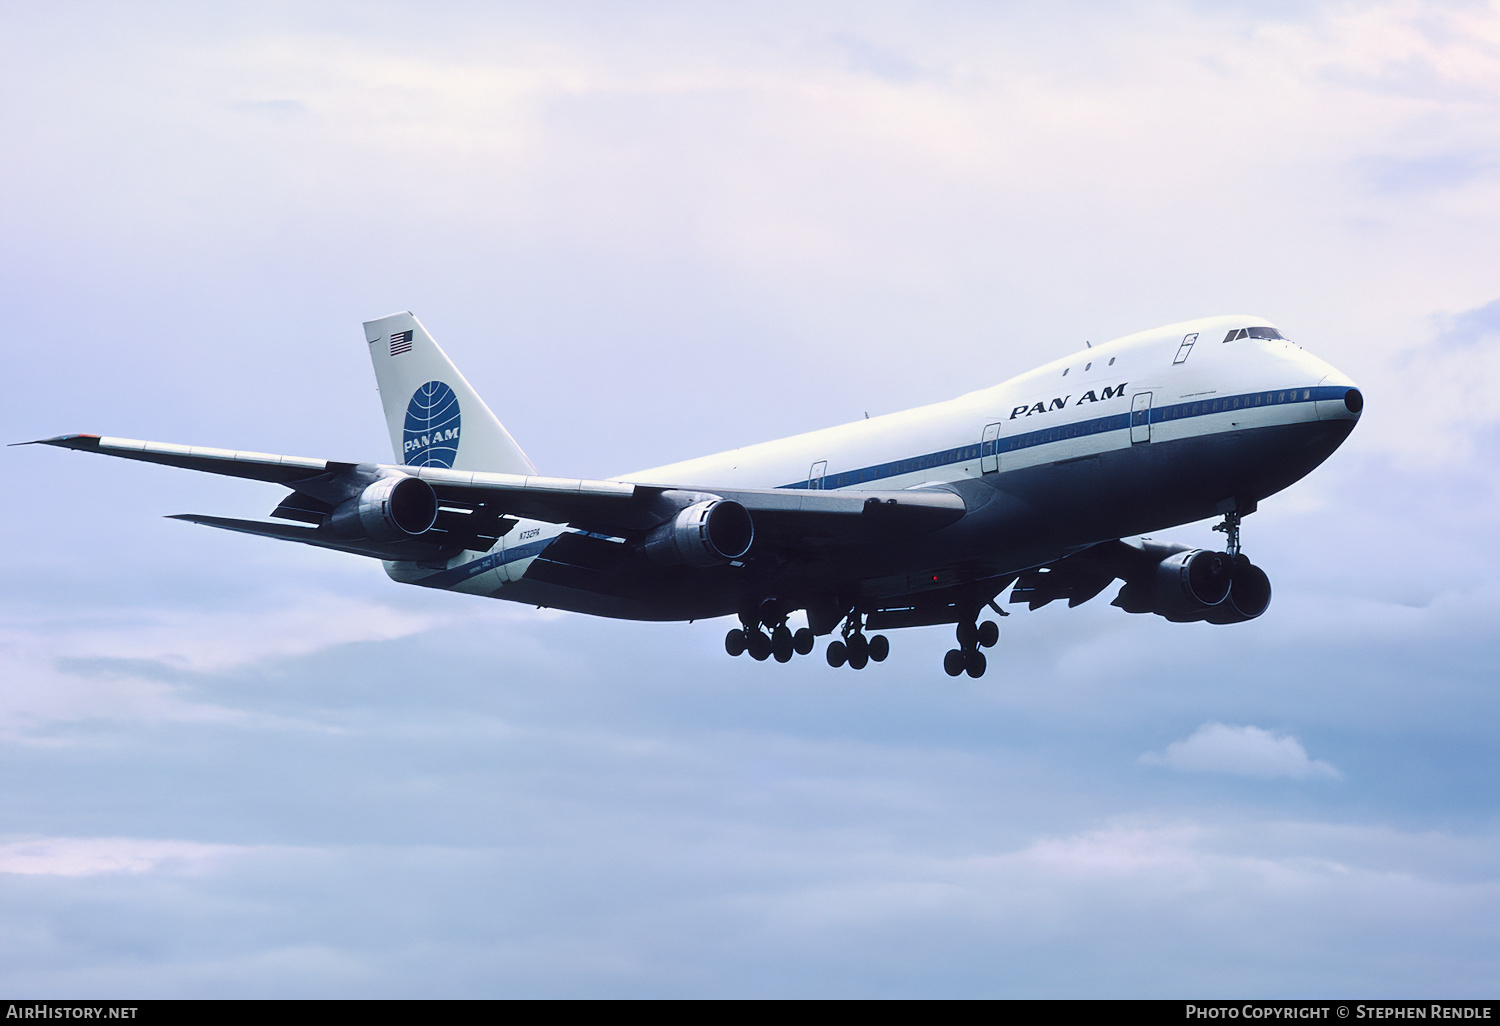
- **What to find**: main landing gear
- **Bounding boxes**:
[724,608,892,671]
[824,612,889,671]
[724,615,816,664]
[943,618,999,678]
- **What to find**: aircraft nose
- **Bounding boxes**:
[1315,374,1363,423]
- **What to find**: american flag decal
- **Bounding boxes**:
[389,330,414,356]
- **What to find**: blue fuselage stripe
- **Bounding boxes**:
[778,385,1347,491]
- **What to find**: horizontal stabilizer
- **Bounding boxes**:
[169,514,444,562]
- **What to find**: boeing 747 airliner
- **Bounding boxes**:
[31,312,1362,677]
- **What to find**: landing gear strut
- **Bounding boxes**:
[825,612,889,671]
[1213,510,1243,558]
[944,617,999,678]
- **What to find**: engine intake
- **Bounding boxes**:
[1204,557,1272,624]
[328,476,438,541]
[642,499,754,566]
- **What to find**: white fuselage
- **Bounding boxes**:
[406,314,1360,610]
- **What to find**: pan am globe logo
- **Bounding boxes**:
[403,380,461,468]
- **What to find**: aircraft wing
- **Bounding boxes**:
[28,433,967,555]
[1008,538,1204,610]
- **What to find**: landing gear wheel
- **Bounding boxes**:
[725,629,747,657]
[956,621,978,649]
[868,634,889,662]
[826,639,848,668]
[747,630,772,661]
[965,649,987,678]
[977,620,999,649]
[943,649,966,677]
[847,632,869,665]
[772,625,794,663]
[793,627,815,656]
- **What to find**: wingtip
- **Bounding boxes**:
[12,433,102,449]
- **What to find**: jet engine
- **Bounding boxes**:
[1204,556,1272,624]
[1112,548,1233,622]
[641,499,754,567]
[327,475,439,541]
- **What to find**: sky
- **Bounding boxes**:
[2,0,1499,998]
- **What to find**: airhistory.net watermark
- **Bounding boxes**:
[6,1007,138,1019]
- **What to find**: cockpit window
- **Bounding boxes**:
[1223,326,1285,342]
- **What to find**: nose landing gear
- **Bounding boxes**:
[1208,509,1273,623]
[1213,509,1244,558]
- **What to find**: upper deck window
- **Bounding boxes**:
[1223,326,1286,342]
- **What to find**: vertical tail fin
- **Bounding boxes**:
[363,311,537,475]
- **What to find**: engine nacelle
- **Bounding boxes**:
[328,475,438,541]
[1113,548,1233,622]
[641,499,754,567]
[1204,557,1272,624]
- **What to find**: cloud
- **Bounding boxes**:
[0,836,254,877]
[1140,723,1342,780]
[1435,296,1500,349]
[227,99,308,119]
[0,594,449,736]
[1356,152,1498,195]
[41,594,443,675]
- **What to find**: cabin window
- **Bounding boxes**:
[1085,362,1092,371]
[1062,367,1069,376]
[1108,357,1116,365]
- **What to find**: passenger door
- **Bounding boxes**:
[1130,392,1153,444]
[981,422,1002,474]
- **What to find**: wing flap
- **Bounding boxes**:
[412,466,966,542]
[728,489,966,544]
[1008,540,1152,609]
